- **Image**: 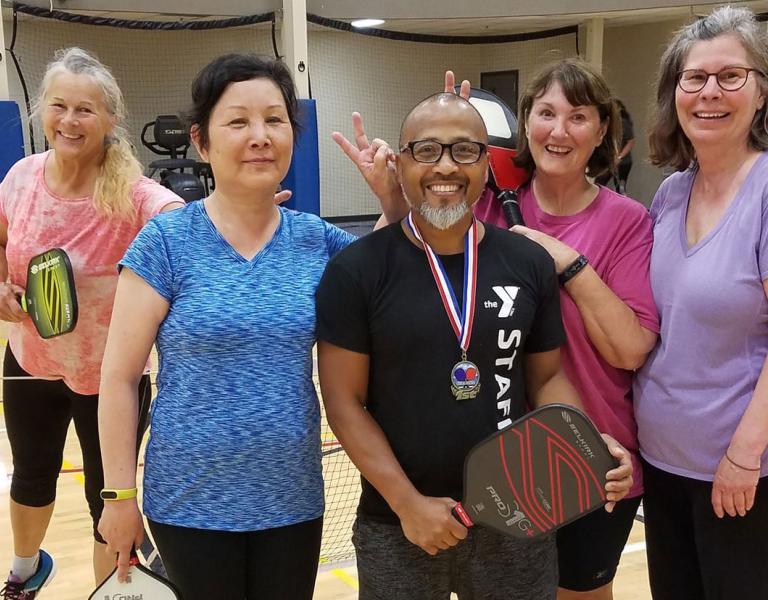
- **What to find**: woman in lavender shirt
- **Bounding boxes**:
[633,7,768,599]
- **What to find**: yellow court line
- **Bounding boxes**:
[331,568,359,590]
[61,458,85,485]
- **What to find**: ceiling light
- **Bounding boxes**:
[351,19,385,28]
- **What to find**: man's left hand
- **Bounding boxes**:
[601,433,633,512]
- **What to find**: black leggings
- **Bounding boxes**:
[3,348,151,541]
[148,517,323,600]
[643,459,768,600]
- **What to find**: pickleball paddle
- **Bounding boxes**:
[456,85,529,227]
[18,248,78,338]
[88,550,180,600]
[452,404,618,539]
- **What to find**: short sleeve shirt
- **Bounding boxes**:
[0,151,180,394]
[634,152,768,480]
[121,202,355,531]
[316,222,564,522]
[475,183,658,497]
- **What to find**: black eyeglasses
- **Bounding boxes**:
[399,140,487,164]
[677,67,764,93]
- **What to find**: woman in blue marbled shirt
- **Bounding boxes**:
[97,54,357,600]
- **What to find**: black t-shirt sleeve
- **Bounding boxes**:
[525,254,566,353]
[316,255,371,354]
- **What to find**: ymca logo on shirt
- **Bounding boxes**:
[483,286,520,318]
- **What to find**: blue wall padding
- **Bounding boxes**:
[0,101,25,181]
[282,98,320,216]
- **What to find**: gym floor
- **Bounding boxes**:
[0,327,653,598]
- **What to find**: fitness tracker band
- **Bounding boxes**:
[100,487,138,501]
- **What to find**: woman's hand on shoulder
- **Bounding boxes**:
[510,225,580,273]
[0,282,27,322]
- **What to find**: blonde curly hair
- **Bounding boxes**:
[34,47,141,219]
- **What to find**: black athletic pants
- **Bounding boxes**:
[643,459,768,600]
[148,517,323,600]
[3,348,151,542]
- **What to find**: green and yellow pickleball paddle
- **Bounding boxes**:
[19,248,78,339]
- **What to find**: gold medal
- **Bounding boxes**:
[451,352,481,401]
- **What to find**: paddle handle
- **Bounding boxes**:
[451,502,474,528]
[500,189,524,227]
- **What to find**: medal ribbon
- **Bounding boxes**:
[406,212,478,354]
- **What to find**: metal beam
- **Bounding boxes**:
[281,0,309,99]
[0,7,10,99]
[583,17,604,73]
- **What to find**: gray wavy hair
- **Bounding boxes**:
[648,6,768,170]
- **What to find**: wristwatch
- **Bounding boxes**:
[558,255,589,286]
[100,487,138,501]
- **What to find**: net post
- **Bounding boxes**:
[281,0,310,98]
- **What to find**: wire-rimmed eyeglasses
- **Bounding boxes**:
[677,67,764,93]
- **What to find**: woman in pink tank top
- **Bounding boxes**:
[0,48,182,598]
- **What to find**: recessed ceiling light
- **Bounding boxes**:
[351,19,385,28]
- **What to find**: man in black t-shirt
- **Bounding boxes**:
[316,93,632,600]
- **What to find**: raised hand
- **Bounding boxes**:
[444,70,471,99]
[331,112,404,221]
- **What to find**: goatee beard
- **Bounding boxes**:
[417,200,469,230]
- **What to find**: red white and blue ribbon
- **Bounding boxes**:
[406,212,478,353]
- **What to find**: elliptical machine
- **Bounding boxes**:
[141,115,211,202]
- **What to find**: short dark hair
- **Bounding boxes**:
[188,53,300,150]
[515,58,620,179]
[648,6,768,170]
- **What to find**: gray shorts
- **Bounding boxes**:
[352,515,557,600]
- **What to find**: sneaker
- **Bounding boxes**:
[1,575,25,600]
[1,550,56,599]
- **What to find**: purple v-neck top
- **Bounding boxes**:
[634,151,768,480]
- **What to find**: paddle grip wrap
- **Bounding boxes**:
[499,189,524,227]
[452,503,474,528]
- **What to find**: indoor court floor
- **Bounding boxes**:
[0,329,653,599]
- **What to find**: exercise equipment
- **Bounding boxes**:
[141,114,209,202]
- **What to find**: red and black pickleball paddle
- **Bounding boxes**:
[452,404,618,539]
[88,549,180,600]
